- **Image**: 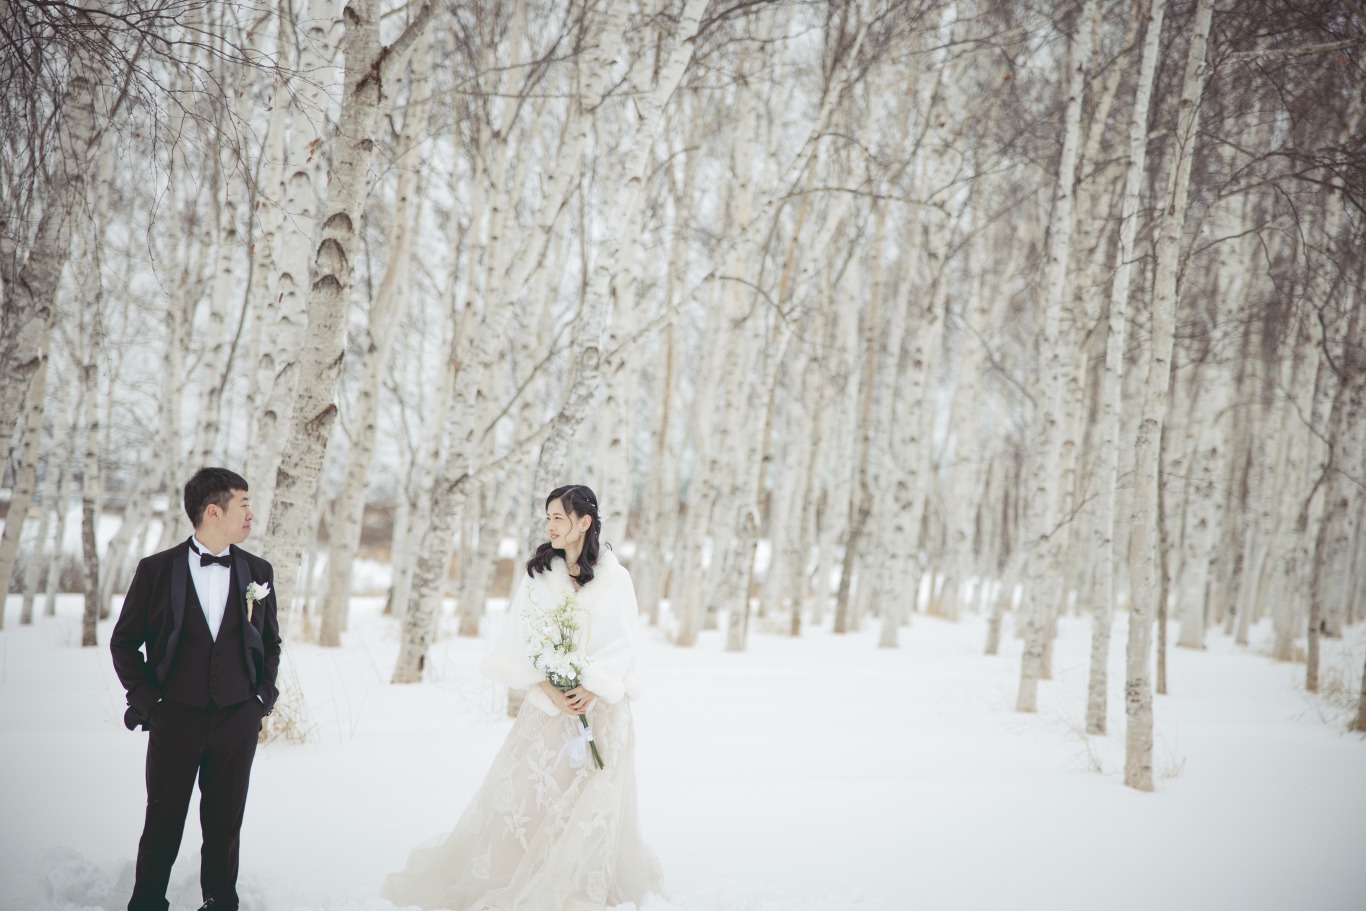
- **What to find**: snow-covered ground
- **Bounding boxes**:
[1,594,1362,911]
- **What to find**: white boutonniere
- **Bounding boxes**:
[246,581,271,623]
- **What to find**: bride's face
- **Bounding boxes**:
[546,498,590,549]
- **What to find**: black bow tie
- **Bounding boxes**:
[191,542,232,568]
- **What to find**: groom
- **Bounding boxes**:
[110,467,281,911]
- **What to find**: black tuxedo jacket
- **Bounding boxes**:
[110,538,282,730]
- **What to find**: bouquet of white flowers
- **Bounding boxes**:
[526,590,604,769]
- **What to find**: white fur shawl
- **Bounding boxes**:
[480,548,643,716]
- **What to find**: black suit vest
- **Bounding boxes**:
[162,568,253,708]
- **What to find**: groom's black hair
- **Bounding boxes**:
[184,467,249,528]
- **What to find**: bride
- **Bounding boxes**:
[381,484,662,911]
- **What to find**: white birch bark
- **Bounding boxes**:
[393,0,647,681]
[1320,312,1364,639]
[833,211,885,637]
[938,255,994,623]
[866,301,905,644]
[682,11,872,641]
[1085,0,1166,735]
[242,49,291,439]
[719,20,870,639]
[261,0,436,634]
[97,472,158,613]
[246,0,343,525]
[1308,293,1362,690]
[529,0,707,515]
[1174,354,1226,650]
[1269,326,1320,661]
[19,446,60,624]
[1241,324,1308,651]
[43,402,78,617]
[759,372,809,631]
[672,284,733,646]
[0,348,49,626]
[747,171,828,632]
[983,455,1019,655]
[811,270,863,628]
[190,6,274,466]
[877,204,941,649]
[79,242,104,647]
[317,26,433,647]
[631,211,686,627]
[1225,309,1266,642]
[890,197,955,639]
[1199,197,1257,633]
[1125,0,1213,791]
[1356,651,1366,732]
[453,484,502,638]
[385,310,457,625]
[723,308,790,652]
[0,18,104,473]
[151,279,194,551]
[1017,0,1097,711]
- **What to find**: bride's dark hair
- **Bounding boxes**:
[525,484,603,585]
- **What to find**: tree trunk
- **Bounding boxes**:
[1307,284,1362,690]
[1270,327,1319,662]
[1354,647,1366,732]
[20,443,61,624]
[262,0,435,636]
[834,259,882,637]
[189,11,274,467]
[632,320,678,627]
[98,477,156,614]
[43,423,75,617]
[1085,0,1166,737]
[1018,0,1097,712]
[455,484,505,638]
[318,27,433,647]
[395,0,658,679]
[1124,0,1214,792]
[246,0,344,527]
[0,349,49,625]
[0,18,104,473]
[80,292,104,648]
[1156,432,1171,696]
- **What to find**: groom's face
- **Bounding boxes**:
[206,489,254,544]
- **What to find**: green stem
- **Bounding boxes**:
[578,712,605,769]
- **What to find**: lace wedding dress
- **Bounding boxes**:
[381,550,662,911]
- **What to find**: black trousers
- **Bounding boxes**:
[128,698,264,911]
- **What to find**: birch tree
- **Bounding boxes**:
[261,0,436,633]
[19,441,61,624]
[1125,0,1214,792]
[0,349,49,625]
[317,24,434,647]
[0,4,106,474]
[1017,0,1097,712]
[244,0,342,526]
[1308,291,1362,691]
[394,0,634,681]
[1085,0,1166,735]
[78,228,105,648]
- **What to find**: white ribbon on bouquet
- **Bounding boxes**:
[555,715,596,771]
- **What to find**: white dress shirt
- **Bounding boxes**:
[188,537,232,641]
